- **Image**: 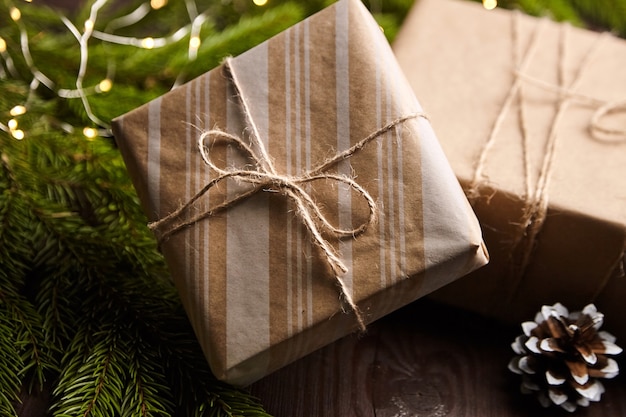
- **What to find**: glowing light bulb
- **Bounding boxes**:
[83,127,98,139]
[0,37,6,53]
[253,0,268,5]
[10,7,21,21]
[10,105,27,116]
[483,0,497,10]
[141,37,155,49]
[8,119,18,130]
[24,0,33,3]
[84,19,95,31]
[150,0,167,9]
[98,79,113,93]
[12,129,25,140]
[189,36,201,50]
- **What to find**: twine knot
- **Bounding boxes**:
[193,127,380,281]
[147,57,426,331]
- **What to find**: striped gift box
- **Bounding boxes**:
[112,0,488,386]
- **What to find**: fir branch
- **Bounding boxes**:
[33,253,79,349]
[571,0,626,36]
[51,320,127,417]
[12,291,56,392]
[0,149,30,417]
[0,295,22,417]
[0,146,59,396]
[165,3,306,76]
[120,335,174,417]
[160,324,272,417]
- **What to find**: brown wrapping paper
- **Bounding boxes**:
[112,0,488,386]
[394,0,626,337]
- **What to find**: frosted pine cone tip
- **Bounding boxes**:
[509,303,622,412]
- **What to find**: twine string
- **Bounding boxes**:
[590,99,626,143]
[469,12,625,300]
[148,58,426,331]
[466,13,548,202]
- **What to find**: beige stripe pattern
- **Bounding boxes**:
[112,0,488,386]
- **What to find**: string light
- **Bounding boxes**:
[253,0,268,6]
[1,0,228,140]
[6,119,24,140]
[141,37,155,49]
[151,0,168,9]
[84,19,95,32]
[189,36,201,50]
[82,127,98,139]
[10,7,21,21]
[11,129,25,140]
[185,0,199,20]
[483,0,498,10]
[9,105,27,116]
[97,79,113,93]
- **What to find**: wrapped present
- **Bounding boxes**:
[112,0,488,386]
[394,0,626,337]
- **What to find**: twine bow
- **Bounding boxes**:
[148,59,425,331]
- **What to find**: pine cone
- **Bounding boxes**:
[508,303,622,412]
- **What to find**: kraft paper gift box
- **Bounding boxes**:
[112,0,488,385]
[394,0,626,336]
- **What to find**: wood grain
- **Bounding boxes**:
[15,299,626,416]
[249,299,626,417]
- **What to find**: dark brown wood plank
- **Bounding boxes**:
[249,299,626,417]
[16,299,626,416]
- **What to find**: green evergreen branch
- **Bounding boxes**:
[165,3,305,76]
[162,334,272,417]
[0,294,23,417]
[52,320,127,417]
[0,146,59,397]
[0,151,29,417]
[120,338,174,417]
[12,292,56,391]
[35,275,74,354]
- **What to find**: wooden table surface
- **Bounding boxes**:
[15,298,626,417]
[249,299,626,417]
